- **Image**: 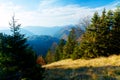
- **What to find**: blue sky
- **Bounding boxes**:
[0,0,119,29]
[2,0,117,8]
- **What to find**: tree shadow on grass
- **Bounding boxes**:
[43,66,120,80]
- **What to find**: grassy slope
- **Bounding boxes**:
[43,55,120,80]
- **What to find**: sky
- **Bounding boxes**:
[0,0,119,29]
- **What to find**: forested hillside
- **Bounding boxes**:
[27,35,60,56]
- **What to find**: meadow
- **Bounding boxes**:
[43,55,120,80]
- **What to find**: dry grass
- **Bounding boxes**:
[43,55,120,80]
[43,55,120,69]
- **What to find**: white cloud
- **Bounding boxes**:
[0,1,23,29]
[0,0,119,30]
[38,0,58,9]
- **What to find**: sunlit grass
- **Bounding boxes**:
[43,55,120,69]
[43,55,120,80]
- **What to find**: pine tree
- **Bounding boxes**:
[54,39,66,61]
[72,45,81,60]
[111,7,120,54]
[45,49,54,63]
[97,8,109,56]
[45,42,59,63]
[63,28,77,58]
[0,16,44,79]
[0,33,14,79]
[106,10,114,55]
[77,8,120,58]
[50,42,58,54]
[79,12,101,58]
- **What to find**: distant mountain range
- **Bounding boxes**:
[24,26,62,36]
[0,25,82,37]
[0,25,77,37]
[0,28,34,36]
[54,25,84,40]
[54,25,73,40]
[0,25,84,56]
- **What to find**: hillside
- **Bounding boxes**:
[43,55,120,80]
[54,25,84,40]
[44,55,120,69]
[27,35,59,56]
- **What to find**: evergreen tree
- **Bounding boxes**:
[0,16,44,79]
[45,49,54,63]
[79,12,101,58]
[111,7,120,54]
[0,33,14,79]
[54,48,60,61]
[72,45,81,60]
[106,10,114,55]
[63,28,77,58]
[97,8,109,56]
[50,42,58,54]
[45,42,59,63]
[76,8,120,59]
[54,39,66,61]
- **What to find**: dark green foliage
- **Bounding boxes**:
[45,42,59,63]
[78,12,101,58]
[53,27,83,61]
[54,48,60,61]
[0,16,44,79]
[45,49,55,63]
[105,10,114,55]
[110,7,120,54]
[73,8,120,59]
[45,7,120,60]
[45,39,66,63]
[72,45,81,60]
[45,26,84,62]
[54,39,66,61]
[63,28,78,59]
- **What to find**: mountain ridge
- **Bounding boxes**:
[27,35,60,56]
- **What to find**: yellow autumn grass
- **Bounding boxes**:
[43,55,120,80]
[43,55,120,69]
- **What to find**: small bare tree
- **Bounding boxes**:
[77,16,91,30]
[9,14,21,36]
